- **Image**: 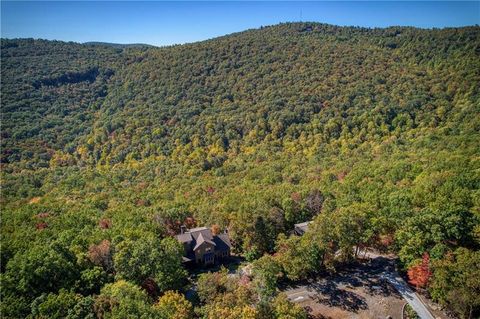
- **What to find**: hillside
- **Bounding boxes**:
[1,23,479,318]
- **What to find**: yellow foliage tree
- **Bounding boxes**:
[153,290,193,319]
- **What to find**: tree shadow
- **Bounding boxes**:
[304,306,334,319]
[282,255,405,315]
[310,281,368,313]
[331,257,402,299]
[308,314,334,319]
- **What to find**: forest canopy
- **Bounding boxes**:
[1,23,479,318]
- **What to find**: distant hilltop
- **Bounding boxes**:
[83,41,155,48]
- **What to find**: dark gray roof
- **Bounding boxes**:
[176,226,231,257]
[175,226,214,243]
[294,221,311,235]
[214,233,232,251]
[193,232,216,251]
[188,226,209,232]
[191,228,214,241]
[176,233,193,243]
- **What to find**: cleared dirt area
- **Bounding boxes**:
[283,257,406,319]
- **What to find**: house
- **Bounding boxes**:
[175,226,232,266]
[294,221,311,236]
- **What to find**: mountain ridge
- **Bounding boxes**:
[83,41,155,48]
[2,22,479,170]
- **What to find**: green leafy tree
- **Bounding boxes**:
[396,209,475,267]
[251,254,282,302]
[3,242,79,298]
[430,248,480,319]
[75,266,111,295]
[113,236,187,293]
[335,204,374,261]
[272,294,308,319]
[30,289,82,319]
[66,296,96,319]
[275,234,322,280]
[94,280,154,319]
[196,267,234,304]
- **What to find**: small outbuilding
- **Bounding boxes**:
[294,221,311,236]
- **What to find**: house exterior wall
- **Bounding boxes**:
[194,242,216,265]
[182,242,192,255]
[215,249,230,259]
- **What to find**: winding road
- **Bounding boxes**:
[381,271,434,319]
[364,250,435,319]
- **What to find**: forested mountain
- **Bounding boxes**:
[1,23,479,318]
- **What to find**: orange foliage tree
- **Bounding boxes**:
[407,252,432,288]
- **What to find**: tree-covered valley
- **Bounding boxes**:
[1,23,479,318]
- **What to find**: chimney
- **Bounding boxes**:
[180,225,187,234]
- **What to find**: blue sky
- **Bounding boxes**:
[2,1,479,46]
